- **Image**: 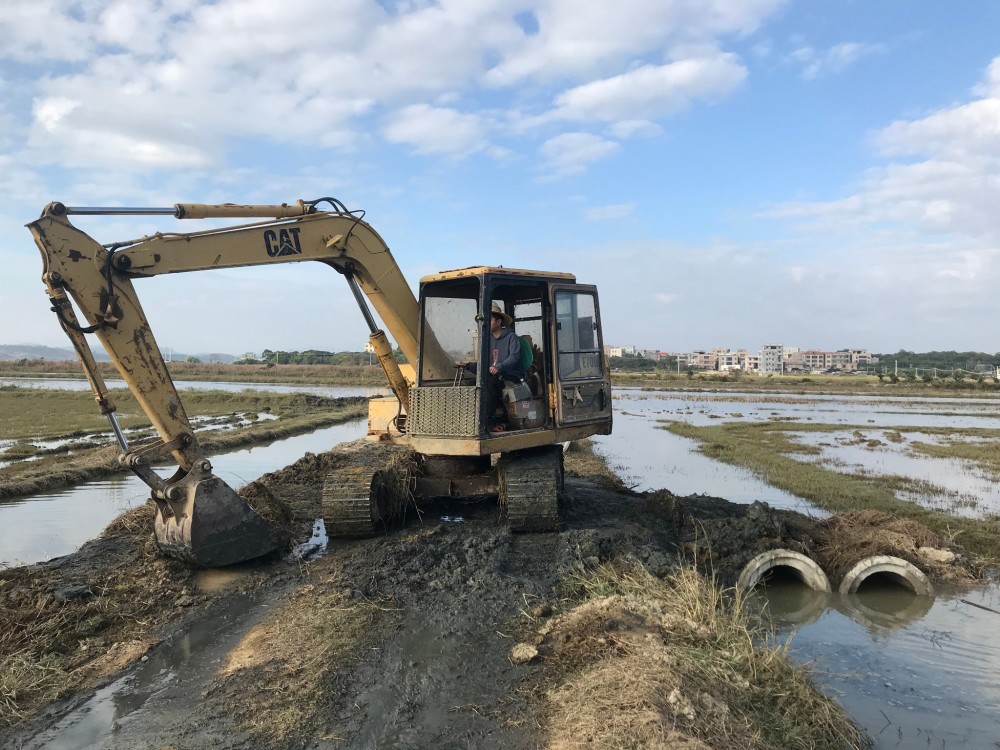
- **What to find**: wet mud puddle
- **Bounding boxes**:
[20,593,262,750]
[349,605,529,750]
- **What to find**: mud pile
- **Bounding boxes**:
[645,490,976,589]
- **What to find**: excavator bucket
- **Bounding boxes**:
[153,477,277,567]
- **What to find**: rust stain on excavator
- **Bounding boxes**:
[131,327,172,387]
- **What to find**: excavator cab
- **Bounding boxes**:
[408,268,612,442]
[28,198,612,566]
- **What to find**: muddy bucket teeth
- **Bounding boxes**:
[154,477,277,567]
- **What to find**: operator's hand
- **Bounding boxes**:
[488,365,499,375]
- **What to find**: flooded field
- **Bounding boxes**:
[3,382,1000,747]
[599,387,1000,749]
[0,419,366,566]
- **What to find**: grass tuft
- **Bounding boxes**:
[540,562,869,749]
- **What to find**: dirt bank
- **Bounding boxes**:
[4,439,969,748]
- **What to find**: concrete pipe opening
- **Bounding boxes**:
[737,549,831,593]
[837,555,934,597]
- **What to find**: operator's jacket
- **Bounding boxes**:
[491,327,524,381]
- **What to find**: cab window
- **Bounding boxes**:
[555,291,602,380]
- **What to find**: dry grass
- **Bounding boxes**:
[0,514,193,727]
[376,449,419,522]
[814,510,977,586]
[539,563,869,750]
[210,570,397,745]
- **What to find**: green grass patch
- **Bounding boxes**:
[661,420,1000,563]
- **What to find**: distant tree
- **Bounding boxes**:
[609,356,656,372]
[185,356,201,364]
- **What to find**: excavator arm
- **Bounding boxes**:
[28,198,453,566]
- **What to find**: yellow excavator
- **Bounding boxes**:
[29,198,613,566]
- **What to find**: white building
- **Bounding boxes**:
[759,344,784,374]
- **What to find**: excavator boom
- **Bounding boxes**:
[28,198,451,566]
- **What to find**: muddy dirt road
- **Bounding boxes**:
[3,440,965,749]
[2,443,675,749]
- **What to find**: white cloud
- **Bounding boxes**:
[485,0,783,86]
[552,53,747,122]
[0,0,776,182]
[769,57,1000,245]
[609,120,663,139]
[875,98,1000,161]
[382,104,489,156]
[538,133,620,178]
[752,56,1000,350]
[0,0,97,62]
[789,41,885,80]
[585,203,635,221]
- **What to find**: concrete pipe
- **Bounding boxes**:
[837,555,934,597]
[737,549,832,593]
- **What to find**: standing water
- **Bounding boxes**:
[600,386,1000,748]
[0,419,366,567]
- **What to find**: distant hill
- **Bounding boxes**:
[0,344,235,364]
[0,344,94,361]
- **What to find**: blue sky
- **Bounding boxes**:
[2,0,999,357]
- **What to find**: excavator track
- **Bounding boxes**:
[499,445,563,532]
[322,444,416,537]
[322,464,380,537]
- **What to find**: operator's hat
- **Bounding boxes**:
[490,303,513,327]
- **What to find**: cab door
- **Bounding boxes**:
[549,284,612,427]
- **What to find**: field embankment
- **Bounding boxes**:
[0,387,367,499]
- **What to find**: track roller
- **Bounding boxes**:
[322,446,416,536]
[498,445,563,532]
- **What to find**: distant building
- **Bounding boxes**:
[759,344,784,374]
[609,345,639,358]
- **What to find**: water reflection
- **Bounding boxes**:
[838,586,935,634]
[592,397,823,515]
[23,594,260,750]
[752,580,1000,748]
[751,576,831,627]
[0,419,366,567]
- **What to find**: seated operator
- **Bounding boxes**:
[464,303,525,433]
